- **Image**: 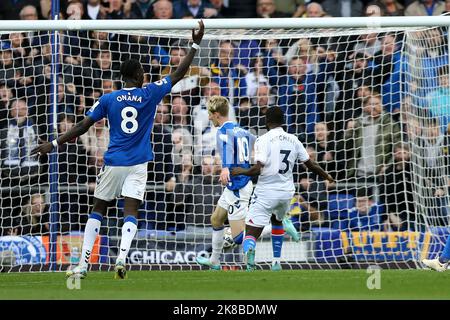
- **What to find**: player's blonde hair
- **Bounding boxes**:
[207,95,229,117]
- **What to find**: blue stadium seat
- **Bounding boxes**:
[326,193,355,230]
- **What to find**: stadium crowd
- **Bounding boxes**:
[0,0,450,239]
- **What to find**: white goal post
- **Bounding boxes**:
[1,16,450,272]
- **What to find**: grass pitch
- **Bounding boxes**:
[0,269,450,300]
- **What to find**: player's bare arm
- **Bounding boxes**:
[231,162,263,177]
[303,159,335,183]
[169,20,205,86]
[31,117,95,156]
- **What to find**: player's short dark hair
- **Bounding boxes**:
[120,59,142,82]
[265,106,284,126]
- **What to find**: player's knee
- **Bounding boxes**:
[92,198,109,215]
[210,213,225,228]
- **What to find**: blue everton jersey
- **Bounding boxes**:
[86,77,172,166]
[216,121,255,191]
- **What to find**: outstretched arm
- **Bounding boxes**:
[169,20,205,86]
[303,159,335,183]
[31,117,96,156]
[231,162,263,177]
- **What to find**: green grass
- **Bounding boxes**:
[1,269,450,300]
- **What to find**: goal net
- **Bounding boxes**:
[0,19,449,271]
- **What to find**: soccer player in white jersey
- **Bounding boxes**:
[31,21,205,279]
[232,107,334,271]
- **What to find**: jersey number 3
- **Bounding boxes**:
[279,149,291,174]
[121,106,138,134]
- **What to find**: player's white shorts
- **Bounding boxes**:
[94,163,148,202]
[217,181,253,221]
[246,191,293,228]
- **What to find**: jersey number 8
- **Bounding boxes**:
[121,106,138,134]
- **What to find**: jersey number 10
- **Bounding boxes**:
[237,137,250,162]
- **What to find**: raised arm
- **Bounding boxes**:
[303,159,335,183]
[231,162,263,177]
[31,117,95,156]
[169,20,205,86]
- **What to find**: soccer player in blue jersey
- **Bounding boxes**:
[31,21,205,279]
[195,95,255,270]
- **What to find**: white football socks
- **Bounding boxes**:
[210,227,225,265]
[117,216,138,263]
[79,212,102,269]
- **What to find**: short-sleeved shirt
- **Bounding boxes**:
[216,121,255,191]
[87,77,172,166]
[254,127,309,195]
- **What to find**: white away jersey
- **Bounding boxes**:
[254,127,309,195]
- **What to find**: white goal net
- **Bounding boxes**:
[1,19,449,271]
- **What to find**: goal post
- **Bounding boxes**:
[1,17,450,272]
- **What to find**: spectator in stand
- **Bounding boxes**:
[83,0,107,19]
[56,114,89,185]
[55,80,77,115]
[171,95,193,134]
[0,42,18,90]
[321,0,364,17]
[82,49,118,99]
[353,33,382,58]
[160,44,210,106]
[374,0,405,16]
[272,0,305,17]
[256,0,290,18]
[365,4,383,16]
[208,0,235,18]
[19,5,46,59]
[245,54,270,98]
[278,56,325,138]
[103,0,133,19]
[80,117,110,168]
[405,0,445,15]
[369,33,404,113]
[209,40,247,103]
[344,188,383,232]
[129,0,154,19]
[9,32,30,62]
[62,1,90,89]
[414,28,448,93]
[426,66,450,133]
[379,142,415,231]
[0,99,39,186]
[413,118,450,226]
[237,84,273,132]
[0,1,16,20]
[326,51,371,134]
[345,94,401,182]
[0,83,13,127]
[8,194,50,236]
[445,0,450,13]
[173,0,215,19]
[153,0,173,19]
[304,2,326,17]
[307,122,346,181]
